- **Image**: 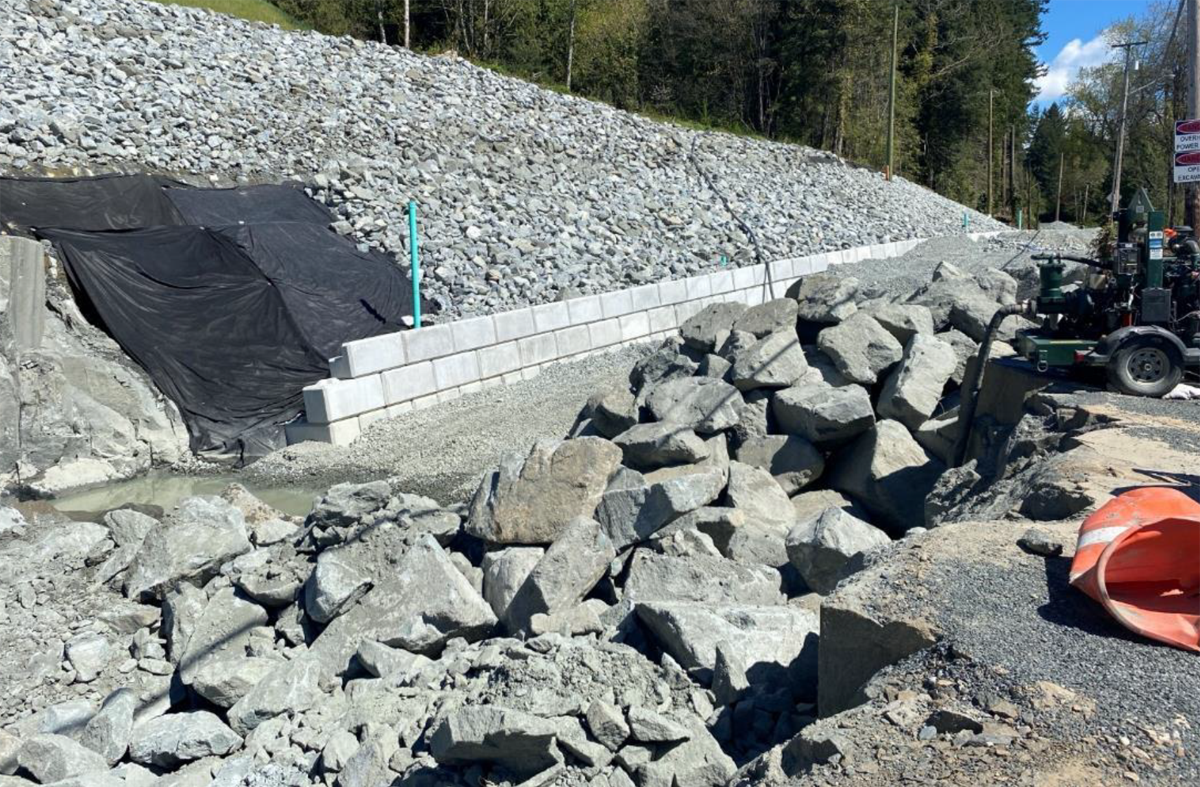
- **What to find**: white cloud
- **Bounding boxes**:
[1036,33,1115,103]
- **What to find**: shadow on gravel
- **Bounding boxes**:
[1036,555,1181,649]
[1119,471,1200,504]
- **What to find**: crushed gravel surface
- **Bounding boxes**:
[245,343,652,504]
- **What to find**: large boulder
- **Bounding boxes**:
[734,435,823,495]
[786,507,891,594]
[724,461,794,528]
[636,602,820,696]
[877,334,958,430]
[481,547,544,619]
[503,517,615,634]
[308,480,391,530]
[304,552,371,624]
[191,656,281,709]
[177,586,268,686]
[226,657,323,735]
[624,551,784,606]
[861,301,934,345]
[816,312,903,385]
[586,387,638,439]
[466,437,621,544]
[630,344,699,392]
[680,302,749,352]
[430,706,560,779]
[309,534,496,675]
[791,274,859,325]
[645,377,742,435]
[733,298,799,337]
[729,330,808,391]
[772,382,874,447]
[828,420,946,533]
[79,689,136,765]
[613,422,709,470]
[123,496,252,600]
[127,712,241,768]
[596,453,728,550]
[17,735,109,783]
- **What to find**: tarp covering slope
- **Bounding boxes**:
[0,174,184,233]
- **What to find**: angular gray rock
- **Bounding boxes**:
[17,734,109,783]
[466,437,622,544]
[630,346,699,392]
[503,517,615,634]
[712,642,749,706]
[816,312,903,385]
[828,420,946,533]
[793,274,859,324]
[635,717,736,786]
[191,657,281,709]
[305,552,371,624]
[877,333,958,430]
[79,689,137,765]
[697,353,733,379]
[586,700,630,752]
[226,657,323,735]
[123,496,252,600]
[624,550,784,606]
[587,387,638,439]
[949,292,1004,342]
[724,461,794,528]
[308,481,391,530]
[481,546,544,619]
[680,302,749,352]
[790,489,869,523]
[429,706,561,779]
[729,330,808,391]
[734,434,824,495]
[786,507,891,594]
[645,376,742,434]
[733,298,799,338]
[354,640,432,681]
[309,534,496,675]
[626,707,690,743]
[338,726,396,787]
[595,461,726,551]
[65,631,110,683]
[772,382,875,447]
[862,301,934,345]
[613,422,709,469]
[177,586,269,686]
[128,711,241,768]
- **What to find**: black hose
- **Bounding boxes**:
[952,302,1028,467]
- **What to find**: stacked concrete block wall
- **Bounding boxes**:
[287,238,933,445]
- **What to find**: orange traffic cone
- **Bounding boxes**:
[1069,487,1200,652]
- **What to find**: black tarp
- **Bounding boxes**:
[164,182,334,227]
[0,174,184,233]
[39,223,414,461]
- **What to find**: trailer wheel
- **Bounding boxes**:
[1107,334,1184,397]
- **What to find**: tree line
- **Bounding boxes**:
[276,0,1047,217]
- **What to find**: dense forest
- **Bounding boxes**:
[269,1,1187,227]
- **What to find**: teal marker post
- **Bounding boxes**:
[408,200,421,329]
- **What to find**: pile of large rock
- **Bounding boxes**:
[4,0,1000,319]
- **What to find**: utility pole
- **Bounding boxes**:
[566,0,578,92]
[987,88,995,215]
[1111,40,1148,216]
[1056,151,1065,222]
[885,4,899,181]
[1010,125,1017,221]
[1187,0,1200,228]
[405,0,411,48]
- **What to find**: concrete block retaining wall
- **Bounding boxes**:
[288,236,960,445]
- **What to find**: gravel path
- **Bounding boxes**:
[245,343,652,504]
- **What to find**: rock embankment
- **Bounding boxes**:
[4,0,1000,319]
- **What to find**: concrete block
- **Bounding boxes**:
[518,332,558,366]
[437,388,461,404]
[532,301,571,333]
[358,408,390,430]
[710,269,735,295]
[481,377,502,390]
[685,274,712,301]
[0,237,46,352]
[732,264,764,290]
[745,287,767,306]
[478,341,522,379]
[403,324,454,363]
[555,325,591,357]
[648,305,677,334]
[657,278,688,305]
[493,307,536,343]
[619,312,650,342]
[767,259,793,282]
[286,417,360,446]
[451,316,497,352]
[588,318,622,349]
[521,365,541,382]
[303,375,385,424]
[333,332,405,379]
[567,294,603,325]
[629,284,660,311]
[501,371,524,386]
[600,289,635,319]
[412,394,439,411]
[382,360,437,404]
[386,402,413,417]
[793,256,814,277]
[810,253,831,273]
[432,351,480,390]
[459,381,483,396]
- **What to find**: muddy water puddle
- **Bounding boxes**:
[49,471,324,519]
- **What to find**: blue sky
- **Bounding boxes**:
[1035,0,1150,105]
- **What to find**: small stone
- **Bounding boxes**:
[1017,528,1064,557]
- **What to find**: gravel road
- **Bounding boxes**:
[245,343,652,504]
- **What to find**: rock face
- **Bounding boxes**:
[681,303,749,352]
[17,734,109,783]
[816,312,903,385]
[123,496,252,600]
[481,546,545,618]
[724,461,795,527]
[729,330,808,391]
[877,333,958,430]
[733,299,799,337]
[502,517,615,634]
[586,388,638,439]
[645,377,742,434]
[466,437,622,544]
[793,275,859,325]
[127,711,241,768]
[430,706,560,778]
[828,420,946,533]
[613,422,710,469]
[786,507,891,594]
[772,383,875,447]
[734,434,824,495]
